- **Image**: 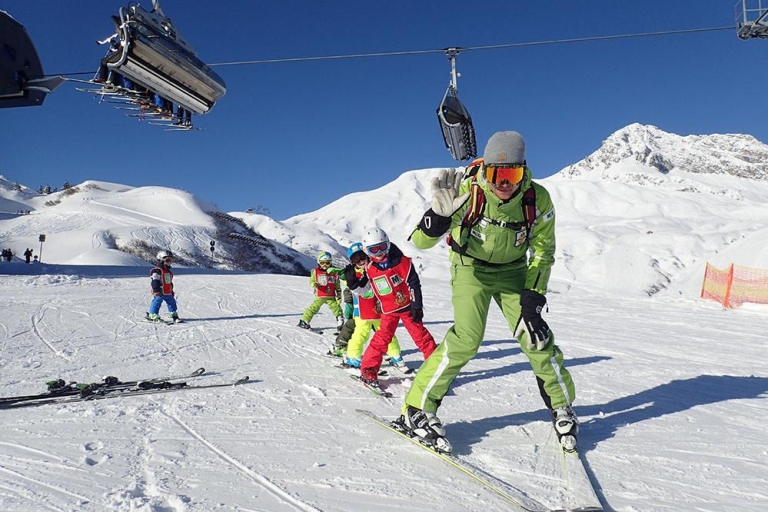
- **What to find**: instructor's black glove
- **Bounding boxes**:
[409,306,424,323]
[417,209,452,238]
[516,290,551,350]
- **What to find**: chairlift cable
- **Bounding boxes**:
[205,25,734,68]
[46,25,734,78]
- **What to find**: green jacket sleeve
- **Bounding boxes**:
[525,182,556,294]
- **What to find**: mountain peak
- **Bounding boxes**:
[560,123,768,180]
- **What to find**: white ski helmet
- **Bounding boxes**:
[362,227,390,261]
[316,251,332,264]
[157,250,174,260]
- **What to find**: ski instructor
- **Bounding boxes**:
[397,131,578,453]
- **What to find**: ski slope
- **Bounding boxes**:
[0,265,766,511]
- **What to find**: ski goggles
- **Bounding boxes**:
[318,260,332,267]
[163,257,173,263]
[366,242,389,255]
[351,253,368,265]
[484,164,525,186]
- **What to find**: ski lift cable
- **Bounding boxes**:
[48,25,734,77]
[206,25,734,67]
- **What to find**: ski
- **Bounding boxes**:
[144,313,181,325]
[0,367,206,408]
[297,325,325,335]
[335,364,388,377]
[0,376,249,409]
[356,409,549,511]
[386,360,415,375]
[556,446,602,511]
[349,375,393,398]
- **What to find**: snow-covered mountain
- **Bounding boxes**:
[0,179,310,275]
[2,125,768,512]
[3,123,768,300]
[562,123,768,182]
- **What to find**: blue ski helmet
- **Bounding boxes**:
[347,242,364,260]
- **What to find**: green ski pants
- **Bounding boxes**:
[301,297,342,324]
[404,263,576,413]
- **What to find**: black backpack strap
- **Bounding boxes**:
[521,186,537,237]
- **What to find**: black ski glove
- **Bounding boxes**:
[417,208,452,238]
[517,290,551,350]
[344,264,359,287]
[409,305,424,323]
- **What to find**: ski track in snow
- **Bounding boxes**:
[30,305,74,363]
[161,408,321,512]
[0,463,89,509]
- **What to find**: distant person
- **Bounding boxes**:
[33,255,39,263]
[3,249,12,262]
[345,228,436,389]
[400,131,577,454]
[146,250,180,323]
[298,252,344,333]
[338,242,403,369]
[24,248,33,264]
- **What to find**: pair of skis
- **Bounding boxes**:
[357,409,602,511]
[145,313,183,325]
[0,368,249,409]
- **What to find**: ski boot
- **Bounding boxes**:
[334,316,344,335]
[551,406,579,452]
[146,312,162,323]
[297,320,311,330]
[360,367,380,386]
[396,406,452,454]
[343,356,361,369]
[329,340,347,357]
[170,312,181,323]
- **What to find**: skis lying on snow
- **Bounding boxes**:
[2,375,250,409]
[0,370,250,410]
[356,409,550,512]
[0,367,206,408]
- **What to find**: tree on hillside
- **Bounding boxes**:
[62,181,71,190]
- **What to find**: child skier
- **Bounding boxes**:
[346,228,437,386]
[146,250,180,323]
[340,242,403,369]
[298,251,344,332]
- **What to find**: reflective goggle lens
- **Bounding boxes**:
[319,260,331,267]
[484,164,525,185]
[351,254,367,265]
[366,242,389,255]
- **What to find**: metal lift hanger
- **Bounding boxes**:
[436,48,477,161]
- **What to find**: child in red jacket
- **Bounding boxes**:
[345,228,437,387]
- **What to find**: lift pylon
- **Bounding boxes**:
[736,0,768,39]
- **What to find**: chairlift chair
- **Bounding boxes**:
[85,0,225,128]
[436,48,477,161]
[0,10,64,108]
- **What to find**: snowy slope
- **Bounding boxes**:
[0,267,766,511]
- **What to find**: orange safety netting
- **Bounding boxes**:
[701,263,768,308]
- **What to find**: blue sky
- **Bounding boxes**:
[2,1,765,220]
